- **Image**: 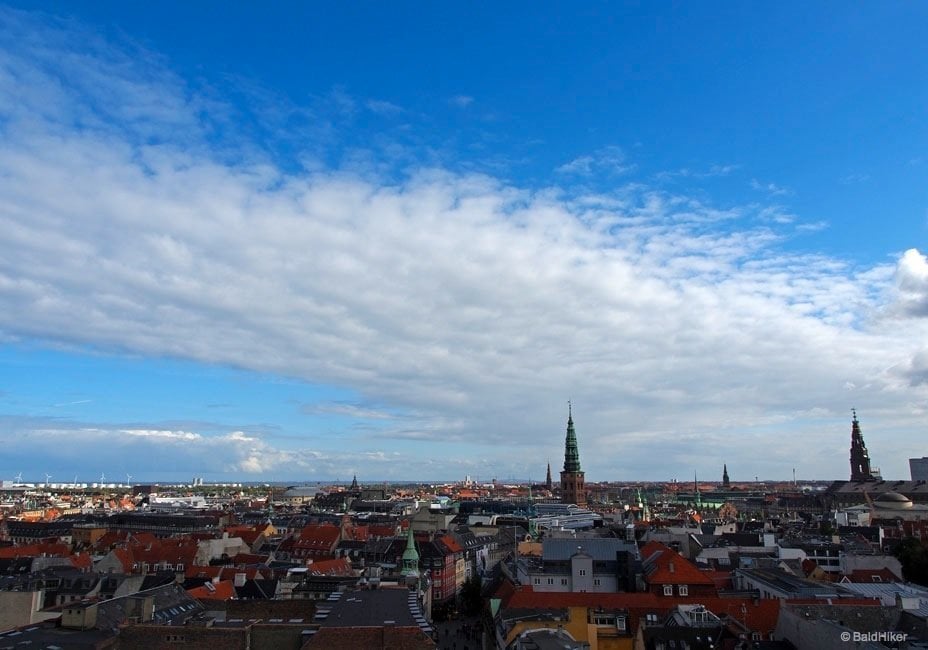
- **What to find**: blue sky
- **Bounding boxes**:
[1,3,927,483]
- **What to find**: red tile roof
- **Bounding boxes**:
[187,579,236,601]
[0,542,71,559]
[308,557,353,576]
[298,524,341,546]
[845,568,902,583]
[438,535,463,554]
[640,541,715,586]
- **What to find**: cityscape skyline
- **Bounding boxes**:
[2,4,928,482]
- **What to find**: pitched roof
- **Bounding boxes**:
[298,524,341,546]
[844,568,902,583]
[640,541,715,586]
[308,557,354,576]
[0,541,72,559]
[187,579,236,601]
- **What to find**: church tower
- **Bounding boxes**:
[722,464,730,488]
[400,524,420,578]
[560,403,586,506]
[545,462,553,491]
[850,409,875,482]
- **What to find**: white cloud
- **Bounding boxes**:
[840,173,870,185]
[891,248,928,317]
[366,99,404,115]
[1,9,927,481]
[122,429,201,441]
[557,146,633,176]
[450,94,474,108]
[751,179,791,196]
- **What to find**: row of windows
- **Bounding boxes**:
[662,584,688,596]
[532,576,603,587]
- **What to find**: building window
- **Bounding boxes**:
[678,585,688,596]
[663,584,673,596]
[579,569,586,576]
[547,578,554,585]
[593,578,601,586]
[617,617,626,631]
[534,578,540,585]
[561,578,568,585]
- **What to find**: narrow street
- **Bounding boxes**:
[434,617,484,650]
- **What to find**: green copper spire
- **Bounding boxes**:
[563,401,581,473]
[401,524,419,576]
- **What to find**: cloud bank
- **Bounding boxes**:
[1,8,927,480]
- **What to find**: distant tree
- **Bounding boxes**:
[893,537,928,587]
[718,502,738,521]
[819,520,835,536]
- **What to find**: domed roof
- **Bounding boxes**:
[875,491,913,509]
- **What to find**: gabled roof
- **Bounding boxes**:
[641,541,715,586]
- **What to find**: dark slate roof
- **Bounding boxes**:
[234,578,278,599]
[318,589,419,628]
[0,624,114,649]
[542,538,638,562]
[93,582,204,630]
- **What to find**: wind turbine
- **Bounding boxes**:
[126,473,133,487]
[100,471,106,484]
[14,472,23,484]
[45,473,52,488]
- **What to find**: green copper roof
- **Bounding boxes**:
[400,524,419,575]
[563,403,581,473]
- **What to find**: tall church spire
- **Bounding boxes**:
[545,462,553,491]
[850,408,875,482]
[560,402,586,506]
[401,524,419,577]
[563,401,581,473]
[722,464,730,488]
